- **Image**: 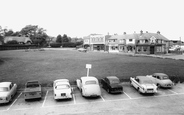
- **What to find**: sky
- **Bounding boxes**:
[1,0,184,41]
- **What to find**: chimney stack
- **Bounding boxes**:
[140,30,143,35]
[157,31,160,34]
[123,32,126,35]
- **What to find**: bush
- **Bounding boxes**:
[50,43,62,48]
[6,40,19,44]
[62,42,77,47]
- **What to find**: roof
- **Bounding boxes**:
[81,76,98,82]
[153,73,168,76]
[4,36,32,43]
[106,32,168,41]
[138,33,168,41]
[0,82,11,87]
[136,76,151,80]
[106,76,119,80]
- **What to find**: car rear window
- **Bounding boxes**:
[0,87,8,92]
[55,85,70,89]
[110,79,120,84]
[85,80,97,85]
[26,84,39,88]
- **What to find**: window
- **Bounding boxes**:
[85,80,97,85]
[137,46,141,52]
[129,39,132,42]
[145,39,148,43]
[143,46,148,52]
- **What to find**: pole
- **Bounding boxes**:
[87,68,89,77]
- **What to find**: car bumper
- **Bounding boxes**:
[54,95,72,100]
[24,92,42,99]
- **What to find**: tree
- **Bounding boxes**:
[56,34,62,43]
[20,25,48,46]
[4,29,14,36]
[62,34,69,42]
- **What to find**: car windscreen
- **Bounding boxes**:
[55,85,70,89]
[0,87,8,92]
[26,84,39,88]
[140,79,153,84]
[85,80,97,85]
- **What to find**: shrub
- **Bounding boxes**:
[50,43,62,48]
[62,42,77,47]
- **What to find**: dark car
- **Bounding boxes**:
[101,76,123,93]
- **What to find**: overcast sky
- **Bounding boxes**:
[1,0,184,40]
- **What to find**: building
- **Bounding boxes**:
[135,31,169,54]
[4,36,32,44]
[83,34,106,51]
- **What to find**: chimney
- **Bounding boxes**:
[123,32,126,35]
[157,31,160,34]
[140,30,143,35]
[146,31,148,33]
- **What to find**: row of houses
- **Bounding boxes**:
[83,31,170,54]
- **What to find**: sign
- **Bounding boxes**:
[86,64,92,69]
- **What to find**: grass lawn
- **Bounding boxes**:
[0,49,184,89]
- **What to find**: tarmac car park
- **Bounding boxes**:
[1,82,184,114]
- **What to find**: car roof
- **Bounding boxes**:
[81,76,98,82]
[54,79,70,86]
[54,79,69,83]
[136,76,151,80]
[153,73,168,76]
[106,76,119,80]
[0,82,11,87]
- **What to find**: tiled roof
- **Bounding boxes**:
[107,33,168,41]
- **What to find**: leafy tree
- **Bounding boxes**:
[20,25,48,46]
[56,34,62,43]
[4,29,14,36]
[62,34,69,42]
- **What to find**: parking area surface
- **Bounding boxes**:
[1,83,184,114]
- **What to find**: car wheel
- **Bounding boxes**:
[107,89,110,93]
[157,84,161,88]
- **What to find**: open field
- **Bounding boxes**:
[0,49,184,89]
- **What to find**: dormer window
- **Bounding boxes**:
[145,39,148,43]
[129,39,132,42]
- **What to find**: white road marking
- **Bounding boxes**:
[7,92,22,111]
[72,93,76,104]
[42,90,49,107]
[168,89,178,94]
[12,108,32,111]
[100,96,105,101]
[123,91,132,99]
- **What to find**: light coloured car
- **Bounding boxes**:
[0,82,17,103]
[130,76,157,94]
[53,79,73,100]
[24,80,42,100]
[147,73,174,88]
[77,48,87,52]
[76,76,101,97]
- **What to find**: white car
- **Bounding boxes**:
[147,73,174,88]
[53,79,73,100]
[0,82,17,103]
[130,76,157,94]
[77,48,87,52]
[76,76,101,97]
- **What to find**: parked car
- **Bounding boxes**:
[130,76,157,94]
[76,76,101,97]
[101,76,123,93]
[147,73,174,88]
[0,82,17,103]
[53,79,73,100]
[24,80,42,100]
[77,48,87,52]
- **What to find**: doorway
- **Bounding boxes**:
[150,46,155,54]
